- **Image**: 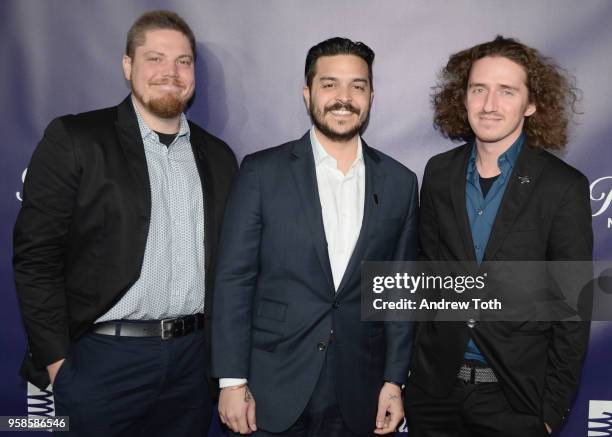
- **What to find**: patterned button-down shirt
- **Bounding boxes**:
[96,100,205,321]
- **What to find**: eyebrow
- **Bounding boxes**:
[143,50,165,57]
[318,76,369,84]
[468,82,521,91]
[142,51,193,60]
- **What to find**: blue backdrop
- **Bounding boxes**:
[2,1,611,435]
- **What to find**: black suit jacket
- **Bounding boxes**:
[14,97,237,389]
[410,142,593,431]
[211,132,418,433]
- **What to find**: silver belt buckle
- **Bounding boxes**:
[160,318,174,340]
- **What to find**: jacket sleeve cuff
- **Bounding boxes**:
[34,340,70,369]
[542,402,564,433]
[219,378,248,388]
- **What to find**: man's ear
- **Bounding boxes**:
[303,85,311,110]
[524,101,536,117]
[122,55,132,82]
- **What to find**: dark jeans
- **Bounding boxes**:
[405,379,548,437]
[53,329,211,437]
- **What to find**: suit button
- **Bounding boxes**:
[317,342,327,351]
[332,301,340,309]
[467,318,478,328]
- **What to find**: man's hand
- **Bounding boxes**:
[218,385,257,434]
[47,359,65,386]
[374,382,403,434]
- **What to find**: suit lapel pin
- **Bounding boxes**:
[518,175,530,184]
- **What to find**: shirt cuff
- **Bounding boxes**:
[219,378,248,388]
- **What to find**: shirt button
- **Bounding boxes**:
[332,301,340,309]
[317,342,327,351]
[467,318,478,328]
[477,210,484,216]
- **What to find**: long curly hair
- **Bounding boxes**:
[432,36,579,150]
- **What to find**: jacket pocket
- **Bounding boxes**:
[251,327,283,353]
[256,298,287,322]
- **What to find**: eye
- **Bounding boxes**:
[321,82,335,89]
[147,56,161,63]
[177,58,193,66]
[353,84,366,91]
[471,86,486,94]
[502,89,515,96]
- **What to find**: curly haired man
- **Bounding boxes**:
[406,36,592,437]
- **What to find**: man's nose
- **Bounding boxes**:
[162,61,179,77]
[335,85,353,103]
[483,91,498,112]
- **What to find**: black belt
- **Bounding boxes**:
[92,314,204,340]
[457,361,498,384]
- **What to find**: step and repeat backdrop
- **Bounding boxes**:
[2,1,611,436]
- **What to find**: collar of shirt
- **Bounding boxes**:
[309,126,363,173]
[131,95,191,145]
[466,132,525,186]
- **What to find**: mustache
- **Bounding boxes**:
[325,102,360,114]
[149,78,185,87]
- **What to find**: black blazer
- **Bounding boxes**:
[211,133,418,433]
[410,142,593,432]
[13,97,237,389]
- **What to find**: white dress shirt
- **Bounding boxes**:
[220,127,365,388]
[310,127,365,290]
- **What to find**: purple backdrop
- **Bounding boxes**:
[2,1,611,435]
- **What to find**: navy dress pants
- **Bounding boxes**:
[53,329,211,437]
[233,341,372,437]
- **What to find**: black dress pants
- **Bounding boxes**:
[405,379,548,437]
[53,329,211,437]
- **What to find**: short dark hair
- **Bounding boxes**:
[305,37,375,89]
[432,35,579,150]
[126,10,197,60]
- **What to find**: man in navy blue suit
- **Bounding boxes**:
[212,37,419,436]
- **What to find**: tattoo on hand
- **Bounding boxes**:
[244,386,252,403]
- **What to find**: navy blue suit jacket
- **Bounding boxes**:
[211,132,418,433]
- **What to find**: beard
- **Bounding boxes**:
[132,79,190,119]
[309,100,370,143]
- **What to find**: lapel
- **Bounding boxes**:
[336,141,384,297]
[114,96,151,224]
[189,125,214,274]
[483,145,546,260]
[449,144,477,261]
[289,132,335,293]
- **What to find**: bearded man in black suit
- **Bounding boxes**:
[14,10,237,437]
